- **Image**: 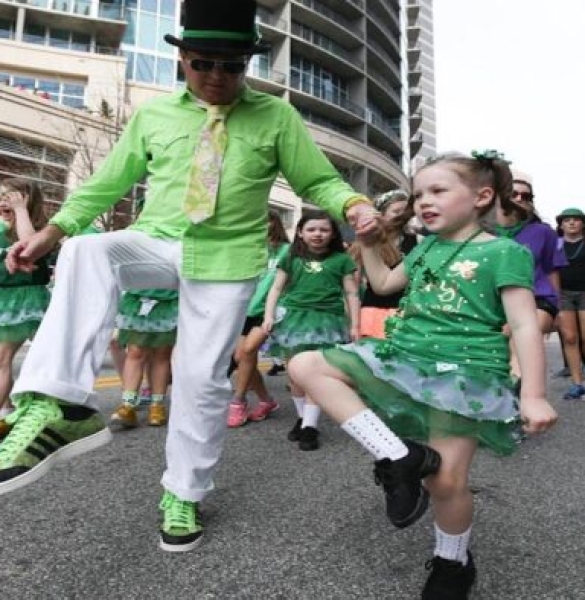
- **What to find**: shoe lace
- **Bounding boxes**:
[0,396,59,456]
[160,492,200,531]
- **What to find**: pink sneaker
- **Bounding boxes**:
[248,399,279,422]
[227,401,248,428]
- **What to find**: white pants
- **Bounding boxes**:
[13,230,255,501]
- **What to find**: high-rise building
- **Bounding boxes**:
[0,0,425,227]
[406,0,436,171]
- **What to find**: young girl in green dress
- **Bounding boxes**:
[109,289,178,428]
[263,210,360,451]
[289,152,557,598]
[0,178,49,426]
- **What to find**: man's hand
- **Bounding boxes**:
[5,225,64,274]
[345,203,382,244]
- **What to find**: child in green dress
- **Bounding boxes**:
[110,289,178,428]
[289,152,557,598]
[263,210,360,450]
[0,179,49,429]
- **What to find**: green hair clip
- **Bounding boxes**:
[471,149,508,163]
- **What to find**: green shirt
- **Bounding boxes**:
[279,252,356,315]
[50,86,363,281]
[391,236,534,378]
[247,243,289,317]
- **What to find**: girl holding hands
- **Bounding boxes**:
[289,152,557,598]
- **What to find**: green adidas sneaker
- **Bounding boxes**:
[0,394,112,495]
[159,490,203,552]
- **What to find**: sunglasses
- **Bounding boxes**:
[190,58,247,74]
[512,190,534,202]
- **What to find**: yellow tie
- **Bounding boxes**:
[184,102,234,224]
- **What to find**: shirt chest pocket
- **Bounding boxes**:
[148,132,192,167]
[227,134,276,180]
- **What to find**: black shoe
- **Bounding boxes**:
[422,552,476,599]
[298,426,320,451]
[287,418,303,442]
[266,363,285,376]
[373,440,441,529]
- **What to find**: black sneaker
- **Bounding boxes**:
[373,439,441,528]
[266,363,285,376]
[422,552,476,599]
[287,418,303,442]
[298,426,320,451]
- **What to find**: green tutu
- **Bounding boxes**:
[269,307,350,360]
[116,292,178,348]
[323,341,519,456]
[0,285,50,343]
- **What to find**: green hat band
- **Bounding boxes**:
[182,29,254,41]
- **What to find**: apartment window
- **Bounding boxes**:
[157,58,174,87]
[3,73,86,108]
[138,12,157,50]
[0,18,15,40]
[49,28,70,49]
[141,0,157,12]
[136,53,155,83]
[71,31,91,52]
[23,24,46,45]
[290,55,349,106]
[159,0,176,17]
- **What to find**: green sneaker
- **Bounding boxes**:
[0,394,112,495]
[159,490,203,552]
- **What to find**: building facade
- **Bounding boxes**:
[0,0,428,228]
[406,0,436,172]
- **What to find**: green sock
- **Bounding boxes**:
[122,390,139,407]
[151,394,165,405]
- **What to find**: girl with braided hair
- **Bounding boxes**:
[289,151,557,598]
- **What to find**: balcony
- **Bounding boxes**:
[410,131,423,156]
[409,109,422,133]
[407,24,421,45]
[408,67,422,87]
[407,2,420,20]
[366,112,402,155]
[368,67,401,112]
[366,14,400,61]
[290,21,364,73]
[367,38,401,86]
[289,71,365,124]
[0,0,126,47]
[247,62,286,94]
[292,0,363,44]
[409,86,422,111]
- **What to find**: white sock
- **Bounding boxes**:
[341,409,408,461]
[434,523,471,565]
[292,396,305,418]
[302,403,321,429]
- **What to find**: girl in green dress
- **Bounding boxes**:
[288,153,557,598]
[263,210,360,451]
[109,289,178,428]
[0,178,49,425]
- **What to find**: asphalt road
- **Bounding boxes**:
[2,338,585,599]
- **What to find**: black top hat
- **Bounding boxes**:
[164,0,270,55]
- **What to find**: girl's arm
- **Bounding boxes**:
[262,269,288,333]
[343,273,361,341]
[502,286,558,433]
[8,191,35,240]
[361,245,408,295]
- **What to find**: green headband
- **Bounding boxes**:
[182,30,255,41]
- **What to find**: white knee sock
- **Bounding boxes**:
[292,395,305,418]
[340,409,408,460]
[301,403,321,429]
[434,523,471,565]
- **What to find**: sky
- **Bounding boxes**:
[432,0,585,226]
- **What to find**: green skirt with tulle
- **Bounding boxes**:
[116,292,177,348]
[323,340,520,456]
[0,285,50,343]
[268,306,351,360]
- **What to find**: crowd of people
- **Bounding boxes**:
[0,1,579,598]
